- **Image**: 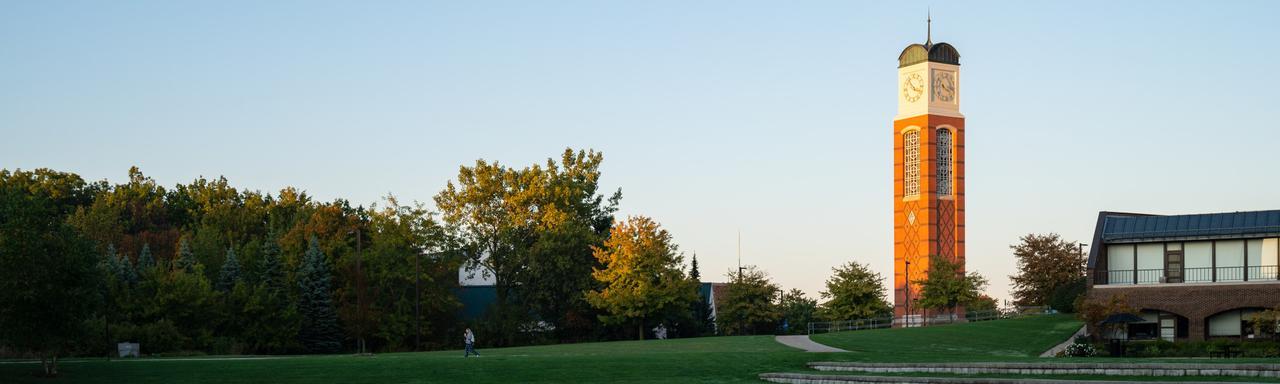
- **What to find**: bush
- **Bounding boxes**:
[1241,341,1280,358]
[1048,278,1086,313]
[137,319,187,354]
[1063,342,1096,357]
[1117,339,1280,358]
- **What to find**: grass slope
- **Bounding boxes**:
[809,314,1083,362]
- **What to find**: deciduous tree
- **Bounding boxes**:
[1009,233,1085,307]
[819,261,892,321]
[914,256,988,319]
[716,266,780,335]
[585,216,698,340]
[0,184,101,376]
[1077,293,1136,340]
[778,289,817,334]
[435,148,620,342]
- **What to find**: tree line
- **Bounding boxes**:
[0,147,1005,376]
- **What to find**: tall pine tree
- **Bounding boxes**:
[685,252,713,336]
[297,236,342,353]
[245,235,299,353]
[216,247,242,292]
[120,251,138,286]
[690,253,701,281]
[137,243,156,271]
[102,244,122,280]
[176,238,197,273]
[260,236,285,296]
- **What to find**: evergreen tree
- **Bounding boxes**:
[103,244,122,280]
[216,247,242,292]
[245,235,299,353]
[683,253,713,337]
[260,236,285,296]
[297,236,342,353]
[137,243,156,271]
[176,238,196,273]
[120,251,138,286]
[690,253,701,281]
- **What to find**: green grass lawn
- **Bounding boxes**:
[1,336,813,384]
[810,314,1083,362]
[4,315,1273,383]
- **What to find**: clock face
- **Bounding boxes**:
[933,71,955,102]
[901,73,924,103]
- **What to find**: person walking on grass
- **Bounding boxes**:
[464,327,478,357]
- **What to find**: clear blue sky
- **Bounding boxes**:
[4,1,1279,303]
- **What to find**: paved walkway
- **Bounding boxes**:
[775,335,848,352]
[1038,325,1087,357]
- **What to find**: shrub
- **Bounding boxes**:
[137,319,187,354]
[1048,278,1086,313]
[1241,341,1280,358]
[1063,342,1096,357]
[1117,339,1280,358]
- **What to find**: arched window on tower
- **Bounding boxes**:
[936,127,952,196]
[903,130,920,197]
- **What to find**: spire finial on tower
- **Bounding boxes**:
[926,9,932,47]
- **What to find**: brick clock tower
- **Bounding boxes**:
[893,24,965,324]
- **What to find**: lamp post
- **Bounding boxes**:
[1079,243,1089,284]
[414,251,421,351]
[349,227,366,355]
[904,259,911,327]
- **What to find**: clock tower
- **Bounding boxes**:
[893,21,965,324]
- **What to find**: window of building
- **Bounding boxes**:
[1263,238,1279,279]
[1107,244,1134,284]
[1209,310,1242,337]
[1247,239,1263,279]
[903,130,920,197]
[936,128,952,196]
[1184,241,1213,283]
[1208,309,1262,338]
[1217,240,1245,282]
[1136,243,1163,284]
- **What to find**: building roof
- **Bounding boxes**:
[898,42,960,68]
[1087,210,1280,269]
[1100,210,1280,242]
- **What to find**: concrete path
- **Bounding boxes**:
[1039,325,1087,357]
[775,335,848,353]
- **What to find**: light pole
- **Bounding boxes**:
[1079,243,1089,284]
[904,259,911,327]
[414,251,421,352]
[349,227,366,355]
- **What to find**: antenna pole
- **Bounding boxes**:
[737,230,744,278]
[926,9,932,45]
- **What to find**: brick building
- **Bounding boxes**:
[1085,210,1280,341]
